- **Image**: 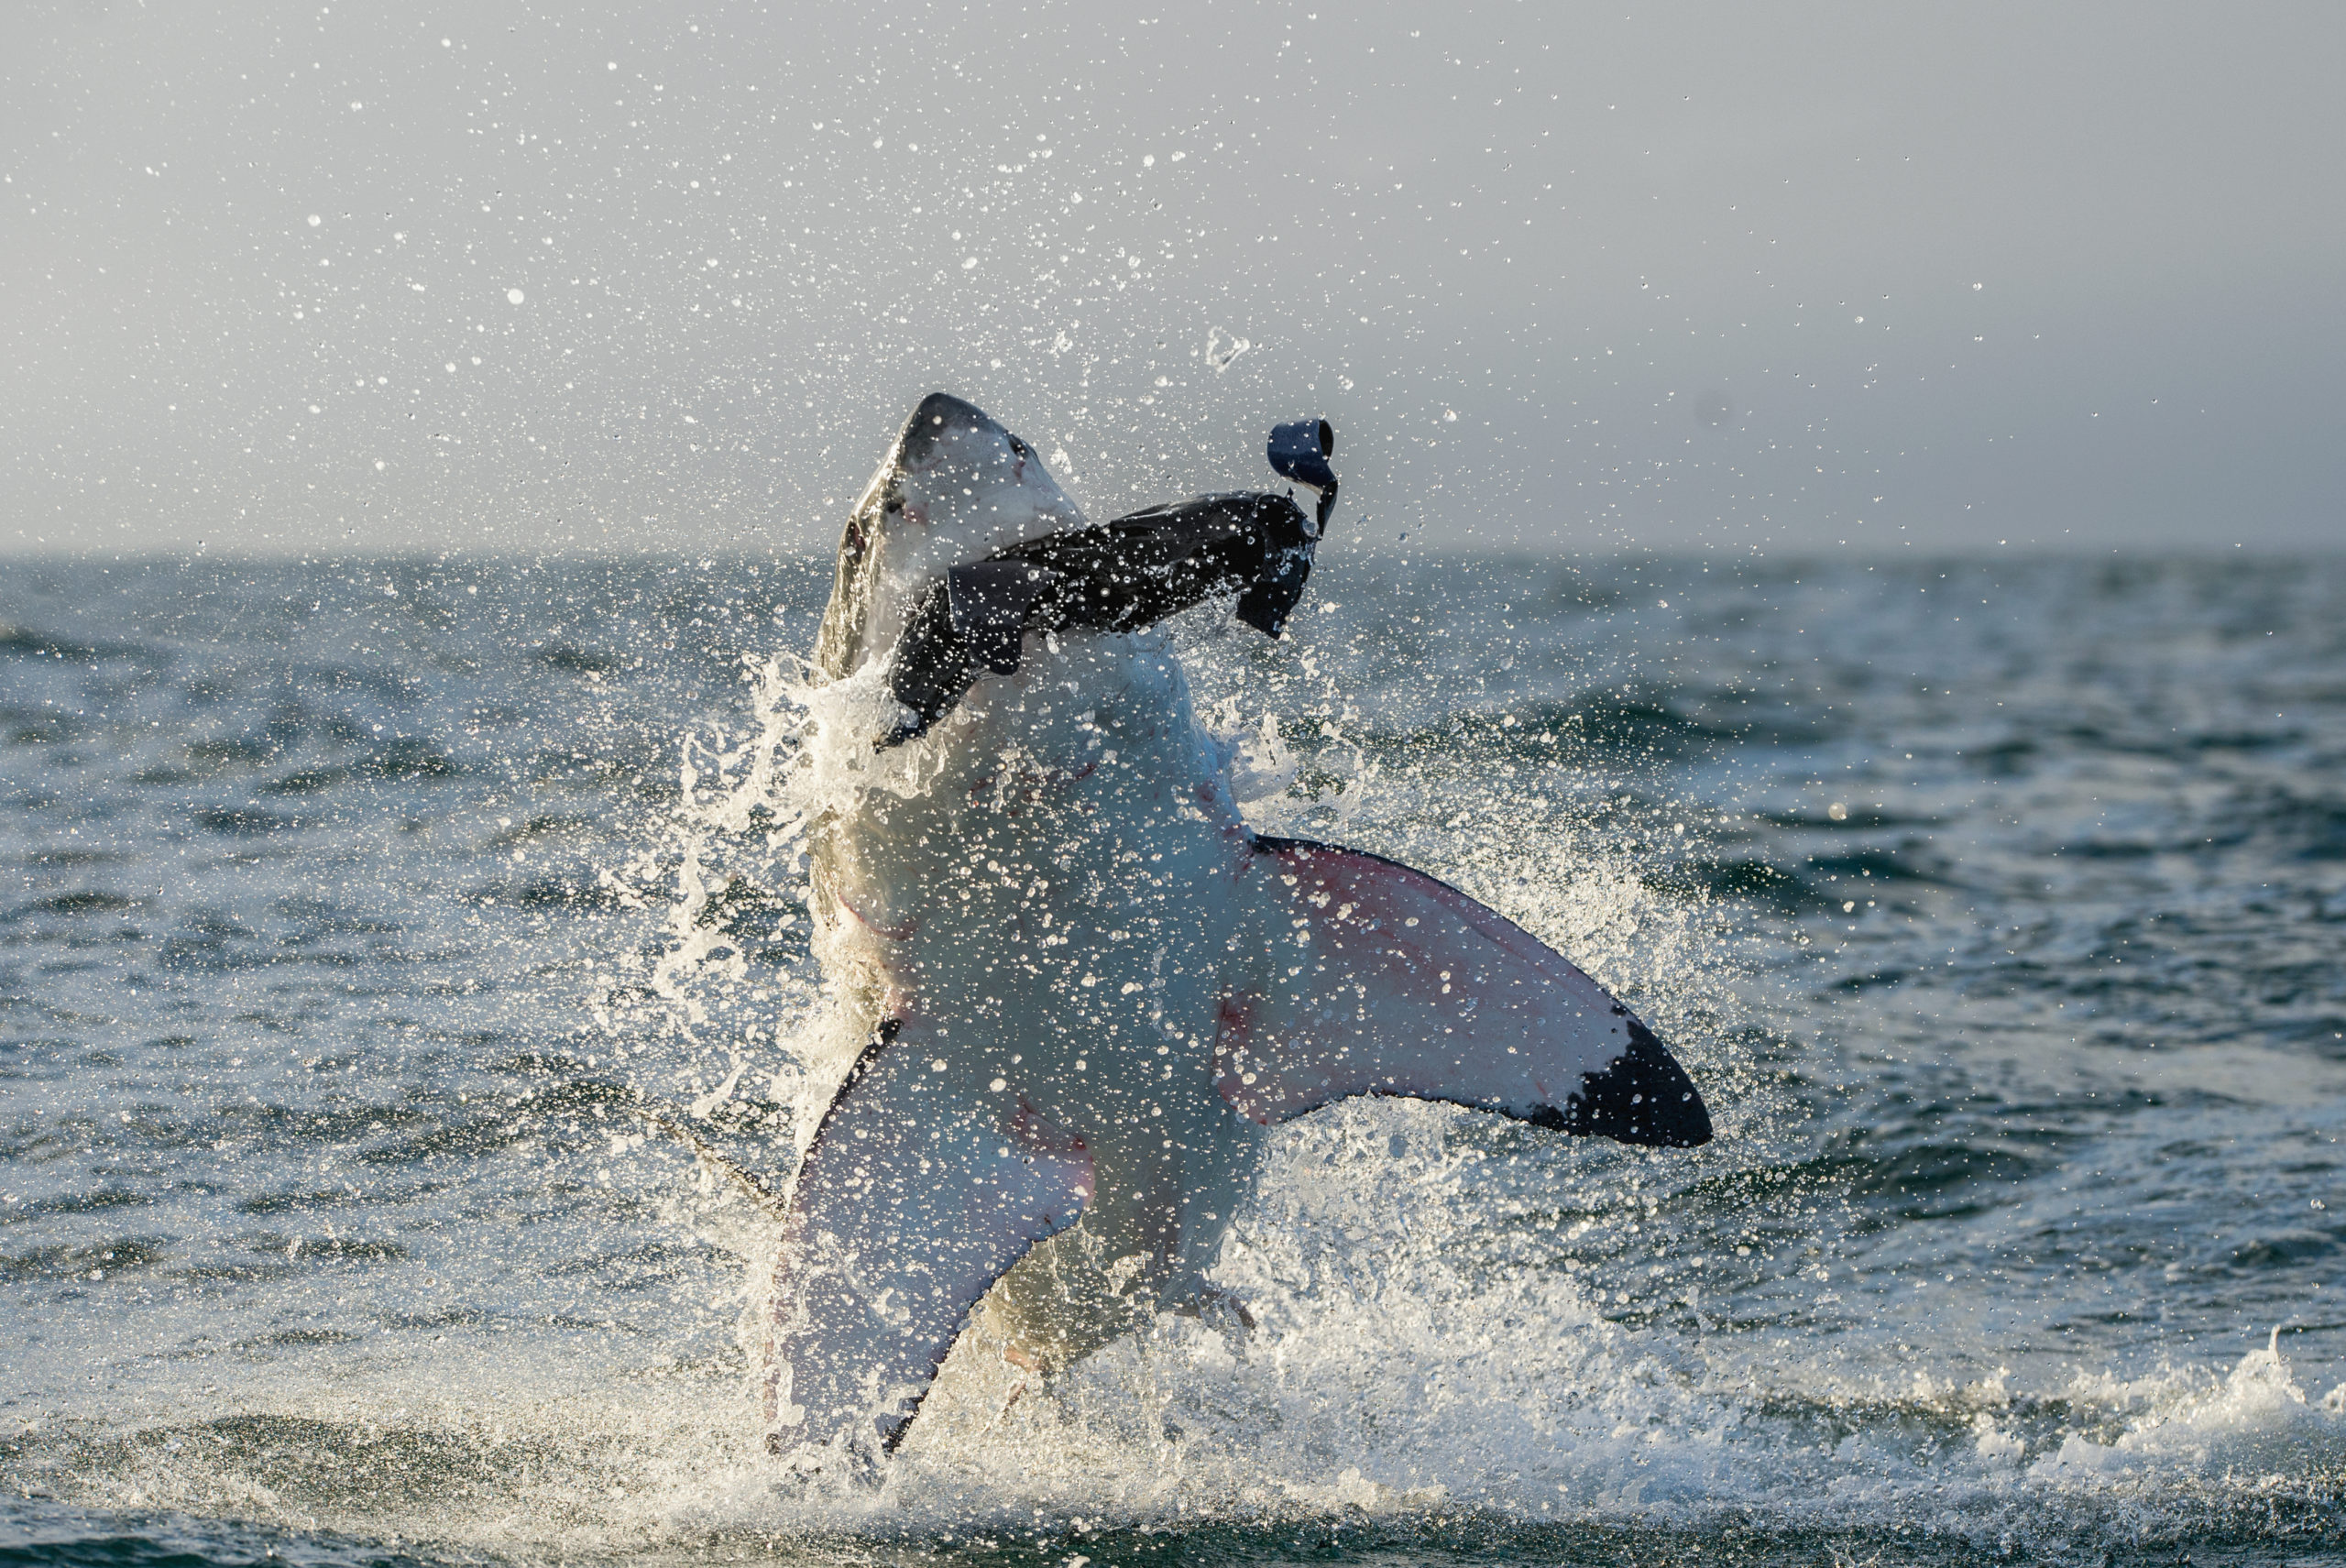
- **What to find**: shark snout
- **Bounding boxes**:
[896,391,999,469]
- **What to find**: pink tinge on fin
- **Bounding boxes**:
[1007,1094,1092,1173]
[834,891,919,942]
[1211,993,1268,1123]
[1229,835,1710,1147]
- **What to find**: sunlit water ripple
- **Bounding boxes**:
[3,552,2342,1566]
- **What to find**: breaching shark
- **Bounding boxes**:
[763,392,1711,1474]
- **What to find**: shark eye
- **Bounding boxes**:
[1006,435,1030,460]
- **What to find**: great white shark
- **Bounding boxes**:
[762,392,1711,1474]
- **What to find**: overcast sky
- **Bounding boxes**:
[5,1,2340,556]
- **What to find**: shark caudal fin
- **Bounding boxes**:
[1219,836,1711,1147]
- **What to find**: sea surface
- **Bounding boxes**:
[3,551,2342,1566]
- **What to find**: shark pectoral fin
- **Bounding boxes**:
[1230,835,1712,1148]
[766,1023,1094,1463]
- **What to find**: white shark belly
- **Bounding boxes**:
[817,629,1271,1322]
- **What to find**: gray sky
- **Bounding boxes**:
[5,1,2341,556]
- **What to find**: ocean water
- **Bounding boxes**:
[3,551,2342,1566]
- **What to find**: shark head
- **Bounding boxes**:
[815,392,1085,681]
